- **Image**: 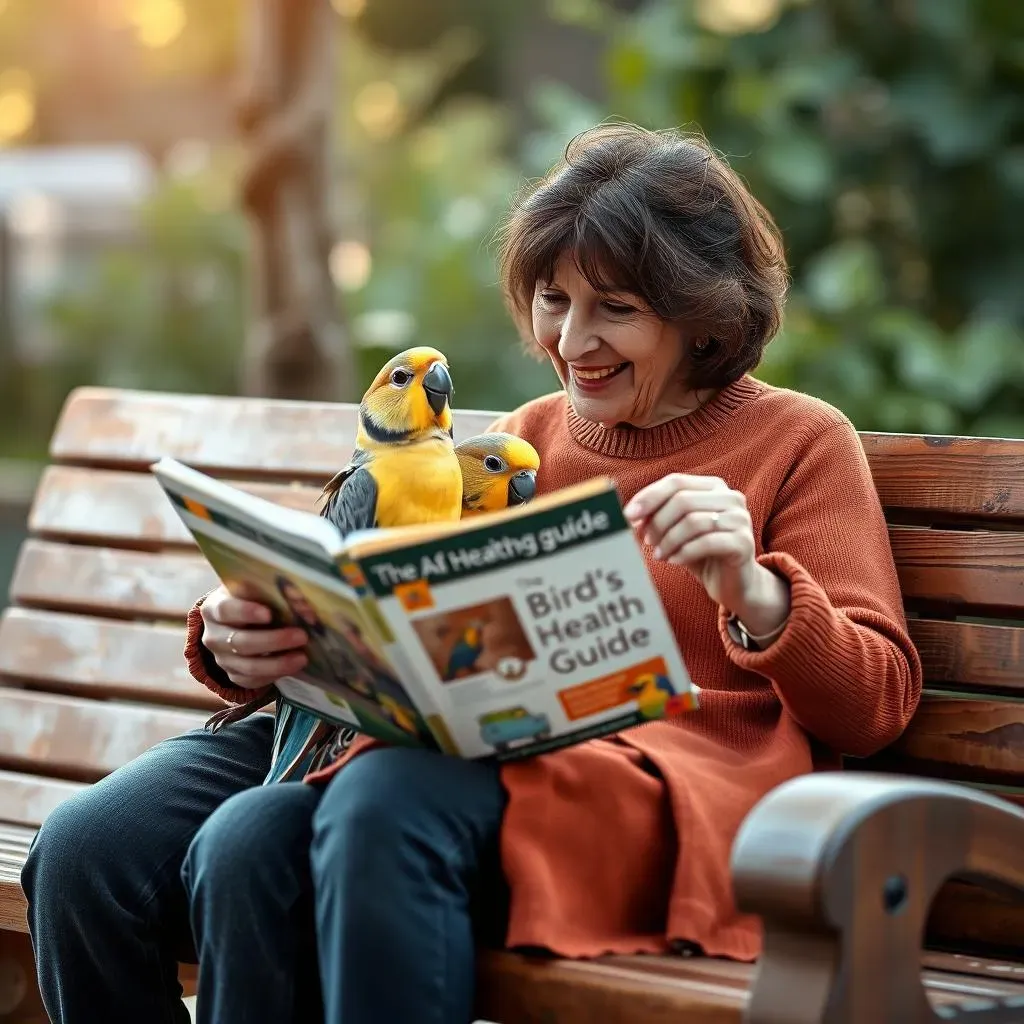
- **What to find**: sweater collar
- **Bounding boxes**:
[565,375,766,459]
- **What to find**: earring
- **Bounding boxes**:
[693,336,711,352]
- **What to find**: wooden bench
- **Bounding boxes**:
[1,385,1023,1023]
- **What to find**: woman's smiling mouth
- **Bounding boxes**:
[570,362,630,390]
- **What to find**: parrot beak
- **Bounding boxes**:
[507,470,536,506]
[422,362,453,417]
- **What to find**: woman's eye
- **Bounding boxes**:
[390,369,412,386]
[483,455,505,472]
[602,301,635,315]
[538,290,566,305]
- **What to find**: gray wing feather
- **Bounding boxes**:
[319,449,378,537]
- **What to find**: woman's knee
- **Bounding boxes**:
[22,786,122,911]
[181,783,319,899]
[310,748,505,869]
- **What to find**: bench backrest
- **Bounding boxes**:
[1,386,1022,955]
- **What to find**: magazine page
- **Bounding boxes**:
[152,458,438,749]
[352,481,699,760]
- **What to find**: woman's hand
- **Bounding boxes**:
[624,474,790,638]
[200,584,308,689]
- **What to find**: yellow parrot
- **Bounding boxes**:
[455,432,541,517]
[320,347,463,534]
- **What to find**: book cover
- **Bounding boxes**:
[153,459,700,762]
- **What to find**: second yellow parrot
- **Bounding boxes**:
[455,432,541,517]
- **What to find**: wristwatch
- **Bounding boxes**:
[726,614,786,652]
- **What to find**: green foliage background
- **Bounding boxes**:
[2,0,1023,462]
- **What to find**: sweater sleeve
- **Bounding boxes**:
[184,595,275,706]
[717,419,923,757]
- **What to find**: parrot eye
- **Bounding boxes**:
[483,455,505,473]
[390,368,413,387]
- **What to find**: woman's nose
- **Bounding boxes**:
[557,306,599,362]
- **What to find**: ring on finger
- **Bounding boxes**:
[709,511,721,530]
[226,630,240,655]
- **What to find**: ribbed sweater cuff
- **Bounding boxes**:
[718,551,840,689]
[184,594,270,706]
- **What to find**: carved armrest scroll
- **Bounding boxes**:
[732,773,1024,1024]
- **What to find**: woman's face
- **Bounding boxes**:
[531,254,699,428]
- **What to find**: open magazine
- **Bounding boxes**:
[153,458,700,761]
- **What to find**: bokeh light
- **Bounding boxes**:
[0,68,36,145]
[354,81,403,139]
[331,0,367,18]
[329,240,372,291]
[695,0,781,35]
[126,0,187,49]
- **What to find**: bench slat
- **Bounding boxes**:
[0,689,207,783]
[862,433,1024,520]
[910,620,1024,693]
[0,825,35,931]
[475,949,748,1023]
[0,608,224,711]
[47,391,1024,516]
[890,526,1024,612]
[28,465,321,549]
[11,539,215,620]
[49,387,501,477]
[0,771,86,829]
[874,693,1024,783]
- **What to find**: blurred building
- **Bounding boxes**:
[0,145,154,364]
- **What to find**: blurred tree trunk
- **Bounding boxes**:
[236,0,355,401]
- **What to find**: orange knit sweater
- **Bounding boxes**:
[183,376,922,961]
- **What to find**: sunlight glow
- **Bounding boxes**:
[330,0,367,18]
[0,68,36,145]
[127,0,187,48]
[695,0,781,35]
[329,240,372,291]
[354,81,403,139]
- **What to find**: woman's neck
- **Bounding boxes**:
[621,388,718,429]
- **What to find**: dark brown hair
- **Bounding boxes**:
[498,123,788,389]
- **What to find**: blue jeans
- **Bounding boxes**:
[22,715,508,1024]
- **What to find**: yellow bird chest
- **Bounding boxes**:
[373,444,462,528]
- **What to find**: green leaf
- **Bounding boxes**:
[803,241,885,313]
[759,132,833,200]
[890,71,1016,163]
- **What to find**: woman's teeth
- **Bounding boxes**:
[574,363,627,380]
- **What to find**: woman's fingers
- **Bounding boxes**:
[217,650,309,688]
[640,490,746,551]
[207,625,309,658]
[624,474,726,522]
[203,590,273,628]
[666,530,752,569]
[653,508,750,560]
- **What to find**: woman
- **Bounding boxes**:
[22,123,922,1024]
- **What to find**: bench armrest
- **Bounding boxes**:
[731,773,1024,1024]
